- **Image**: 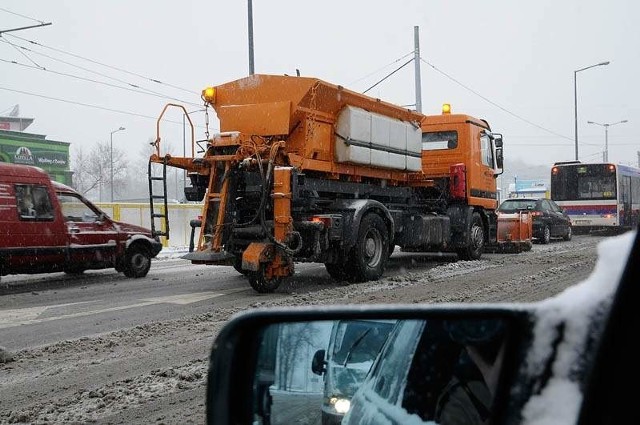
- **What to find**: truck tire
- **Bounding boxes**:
[233,256,249,276]
[248,265,282,293]
[348,213,389,283]
[123,244,152,278]
[324,261,353,282]
[457,212,484,261]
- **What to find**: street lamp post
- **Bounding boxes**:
[587,120,628,163]
[574,61,610,161]
[110,126,125,202]
[248,0,255,75]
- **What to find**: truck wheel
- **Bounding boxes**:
[324,262,353,282]
[248,265,282,293]
[348,213,389,283]
[123,245,152,278]
[457,212,484,261]
[233,256,249,276]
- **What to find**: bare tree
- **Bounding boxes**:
[70,145,96,195]
[276,323,320,391]
[70,141,128,201]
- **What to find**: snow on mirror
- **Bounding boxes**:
[253,317,510,425]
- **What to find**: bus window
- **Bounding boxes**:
[578,176,616,200]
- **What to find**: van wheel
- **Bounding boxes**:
[123,245,152,278]
[457,212,484,260]
[348,213,389,283]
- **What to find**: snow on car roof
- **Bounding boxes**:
[523,230,636,424]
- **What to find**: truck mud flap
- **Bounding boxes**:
[182,250,236,264]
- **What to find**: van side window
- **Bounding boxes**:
[15,184,55,221]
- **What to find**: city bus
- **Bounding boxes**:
[550,161,640,232]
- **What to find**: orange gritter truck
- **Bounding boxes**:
[148,74,508,293]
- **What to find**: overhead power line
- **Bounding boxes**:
[0,7,46,24]
[420,57,572,142]
[349,51,414,86]
[0,57,201,107]
[0,37,200,106]
[0,85,214,130]
[2,36,42,67]
[363,58,413,94]
[4,33,198,96]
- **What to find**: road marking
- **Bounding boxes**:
[0,291,241,329]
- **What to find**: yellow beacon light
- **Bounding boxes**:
[442,103,451,114]
[202,87,216,104]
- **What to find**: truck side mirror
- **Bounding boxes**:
[311,349,326,375]
[496,147,504,168]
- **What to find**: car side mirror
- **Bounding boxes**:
[206,308,541,425]
[311,349,326,375]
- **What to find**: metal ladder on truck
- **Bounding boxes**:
[148,158,170,240]
[146,103,199,241]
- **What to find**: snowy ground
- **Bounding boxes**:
[0,235,610,424]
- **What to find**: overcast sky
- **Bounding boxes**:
[1,0,638,169]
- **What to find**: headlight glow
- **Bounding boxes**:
[334,398,351,414]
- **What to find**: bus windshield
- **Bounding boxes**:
[551,164,617,201]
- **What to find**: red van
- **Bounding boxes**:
[0,163,162,281]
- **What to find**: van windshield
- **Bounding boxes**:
[332,320,395,367]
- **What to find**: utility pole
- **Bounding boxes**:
[587,120,627,163]
[413,26,422,113]
[248,0,255,75]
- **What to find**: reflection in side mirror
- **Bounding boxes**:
[311,349,326,375]
[493,133,503,148]
[206,309,530,425]
[496,147,504,168]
